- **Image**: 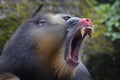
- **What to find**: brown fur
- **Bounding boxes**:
[51,44,75,78]
[35,14,74,78]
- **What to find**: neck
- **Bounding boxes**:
[50,45,75,79]
[36,42,75,79]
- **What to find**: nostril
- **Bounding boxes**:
[84,18,92,24]
[82,18,91,23]
[85,18,90,22]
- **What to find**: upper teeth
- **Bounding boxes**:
[80,28,85,38]
[80,26,93,38]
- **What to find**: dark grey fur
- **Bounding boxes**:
[0,14,92,80]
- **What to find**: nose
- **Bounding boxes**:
[80,18,93,26]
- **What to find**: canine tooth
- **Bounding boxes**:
[80,28,85,38]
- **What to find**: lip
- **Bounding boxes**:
[66,27,85,67]
[65,18,93,68]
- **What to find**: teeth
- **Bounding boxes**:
[86,27,92,38]
[80,28,85,38]
[80,26,93,38]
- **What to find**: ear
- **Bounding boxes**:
[31,4,43,17]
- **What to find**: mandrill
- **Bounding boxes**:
[0,13,94,80]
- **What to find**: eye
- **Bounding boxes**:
[39,19,46,26]
[63,16,71,21]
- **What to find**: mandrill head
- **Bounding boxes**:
[30,13,94,78]
[2,13,93,79]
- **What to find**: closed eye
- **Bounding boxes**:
[39,19,46,26]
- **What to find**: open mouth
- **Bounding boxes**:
[66,18,93,67]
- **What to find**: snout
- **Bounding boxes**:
[65,17,94,67]
[66,17,93,38]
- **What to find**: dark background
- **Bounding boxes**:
[0,0,120,80]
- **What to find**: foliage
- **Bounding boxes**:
[0,1,38,53]
[81,0,114,56]
[96,0,120,41]
[87,53,120,80]
[85,1,120,80]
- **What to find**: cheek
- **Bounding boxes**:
[36,31,66,56]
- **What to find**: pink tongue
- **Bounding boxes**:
[72,43,80,61]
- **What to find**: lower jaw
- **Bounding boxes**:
[66,45,80,68]
[66,58,79,68]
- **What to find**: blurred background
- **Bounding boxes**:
[0,0,120,80]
